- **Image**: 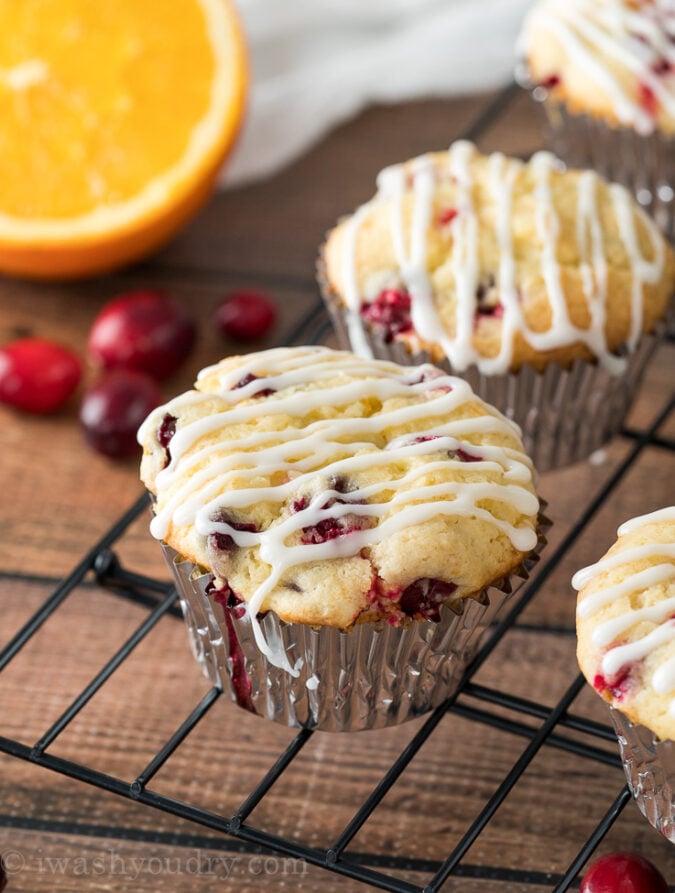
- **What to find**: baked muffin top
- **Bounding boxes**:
[574,506,675,741]
[322,141,674,374]
[520,0,675,135]
[139,346,539,658]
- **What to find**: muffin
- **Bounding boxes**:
[138,345,546,731]
[518,0,675,238]
[574,506,675,841]
[320,141,674,471]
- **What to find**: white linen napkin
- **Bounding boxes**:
[221,0,532,187]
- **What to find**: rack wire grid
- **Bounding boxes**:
[1,86,674,891]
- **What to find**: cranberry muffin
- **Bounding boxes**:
[320,141,674,470]
[518,0,675,237]
[574,506,675,840]
[139,346,545,730]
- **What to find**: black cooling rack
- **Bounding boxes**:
[1,86,674,891]
[1,327,673,892]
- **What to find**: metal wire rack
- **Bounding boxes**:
[1,87,674,891]
[1,330,673,891]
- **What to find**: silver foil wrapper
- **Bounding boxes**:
[610,708,675,843]
[517,69,675,242]
[161,513,548,732]
[320,269,659,473]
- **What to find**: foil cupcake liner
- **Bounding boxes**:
[610,708,675,843]
[162,511,549,732]
[318,252,660,473]
[518,72,675,242]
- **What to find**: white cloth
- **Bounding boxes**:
[221,0,533,187]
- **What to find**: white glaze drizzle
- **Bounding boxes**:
[142,347,538,674]
[378,155,446,355]
[618,505,675,534]
[522,0,675,134]
[573,507,675,717]
[338,141,666,375]
[341,202,376,358]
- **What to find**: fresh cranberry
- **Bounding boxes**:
[157,413,176,449]
[413,434,442,443]
[157,412,177,467]
[206,580,254,711]
[539,73,561,89]
[652,58,671,76]
[454,448,482,462]
[215,291,277,341]
[79,370,161,459]
[208,513,258,553]
[399,578,458,622]
[297,481,370,544]
[301,516,350,544]
[438,207,458,226]
[639,82,659,117]
[593,668,632,702]
[0,337,82,414]
[88,290,196,380]
[367,575,405,616]
[209,579,247,619]
[474,273,504,319]
[580,852,669,893]
[477,304,503,319]
[361,289,413,342]
[233,372,276,397]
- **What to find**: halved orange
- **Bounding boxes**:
[0,0,247,279]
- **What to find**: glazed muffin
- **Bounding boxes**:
[574,506,675,840]
[139,346,545,730]
[320,141,674,470]
[518,0,675,237]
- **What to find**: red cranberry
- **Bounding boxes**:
[639,82,659,117]
[580,852,669,893]
[206,580,253,712]
[157,412,177,467]
[399,578,458,622]
[593,668,632,702]
[88,290,196,380]
[413,434,442,443]
[80,370,161,459]
[233,372,275,397]
[454,448,482,462]
[0,337,82,414]
[361,289,413,342]
[438,207,458,225]
[208,512,258,553]
[539,73,561,89]
[209,579,247,619]
[215,291,277,341]
[301,516,351,544]
[652,58,671,76]
[298,481,369,544]
[157,413,176,450]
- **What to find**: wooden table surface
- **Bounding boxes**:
[0,85,674,892]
